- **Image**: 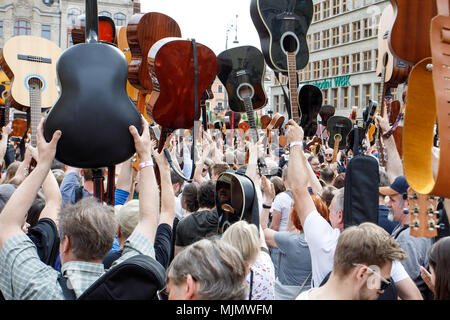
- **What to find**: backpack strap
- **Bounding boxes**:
[57,274,77,300]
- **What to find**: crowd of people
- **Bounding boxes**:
[0,103,449,301]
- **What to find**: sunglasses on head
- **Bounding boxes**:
[353,263,391,291]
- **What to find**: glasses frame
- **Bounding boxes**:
[352,263,391,291]
[157,286,169,300]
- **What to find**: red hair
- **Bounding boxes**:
[290,195,329,233]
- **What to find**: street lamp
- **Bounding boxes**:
[224,15,239,111]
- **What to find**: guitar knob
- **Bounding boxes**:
[403,208,410,214]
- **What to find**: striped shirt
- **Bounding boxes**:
[0,232,155,300]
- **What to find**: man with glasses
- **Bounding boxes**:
[296,223,406,300]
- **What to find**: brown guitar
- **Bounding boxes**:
[406,189,440,238]
[127,12,181,92]
[389,0,438,64]
[71,14,116,45]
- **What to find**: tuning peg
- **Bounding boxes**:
[403,208,410,214]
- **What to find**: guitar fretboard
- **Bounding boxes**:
[28,78,42,148]
[243,96,258,143]
[286,52,300,123]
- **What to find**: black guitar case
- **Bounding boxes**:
[343,126,379,228]
[216,170,259,234]
[43,0,142,168]
[299,84,322,137]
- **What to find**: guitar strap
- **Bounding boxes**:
[403,0,450,198]
[105,166,115,206]
[92,168,104,203]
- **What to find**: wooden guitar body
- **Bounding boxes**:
[0,35,62,112]
[299,84,322,137]
[147,38,217,130]
[217,46,267,114]
[44,0,142,168]
[127,12,181,91]
[250,0,313,73]
[389,0,437,64]
[115,26,139,103]
[327,116,352,151]
[376,4,413,86]
[0,69,10,105]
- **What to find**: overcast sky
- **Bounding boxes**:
[140,0,262,55]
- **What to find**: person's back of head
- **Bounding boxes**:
[428,236,450,300]
[332,173,345,189]
[198,180,216,209]
[166,237,248,300]
[1,161,20,184]
[320,167,335,185]
[82,168,106,182]
[181,183,199,213]
[320,185,337,208]
[221,220,260,267]
[333,222,406,279]
[210,163,230,180]
[58,197,117,262]
[170,169,185,187]
[270,176,286,195]
[115,199,139,240]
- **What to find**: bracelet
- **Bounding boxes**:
[382,129,393,140]
[262,203,272,209]
[139,160,154,170]
[289,141,303,149]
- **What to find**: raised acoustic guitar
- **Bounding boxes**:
[43,0,143,168]
[327,116,352,162]
[404,189,440,238]
[71,14,116,45]
[0,35,62,152]
[115,26,139,103]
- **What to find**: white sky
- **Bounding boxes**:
[140,0,262,55]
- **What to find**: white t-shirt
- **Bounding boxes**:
[303,210,409,288]
[270,191,293,232]
[175,193,186,220]
[295,288,312,300]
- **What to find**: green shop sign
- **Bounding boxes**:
[306,75,351,89]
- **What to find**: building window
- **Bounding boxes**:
[332,0,340,15]
[363,18,373,38]
[313,61,320,79]
[342,24,350,43]
[306,34,311,50]
[218,85,223,93]
[342,55,350,74]
[41,25,51,40]
[331,57,339,76]
[67,8,81,26]
[332,27,340,46]
[304,63,311,81]
[363,50,372,71]
[322,29,330,48]
[114,13,126,26]
[322,59,330,78]
[375,83,381,104]
[352,53,360,73]
[342,87,349,109]
[0,21,3,37]
[323,89,329,105]
[364,84,372,105]
[14,20,31,36]
[374,15,381,36]
[352,21,361,41]
[332,88,339,108]
[342,0,349,12]
[374,49,379,71]
[352,0,363,9]
[99,11,111,18]
[353,85,360,107]
[313,32,321,50]
[274,95,280,113]
[298,70,303,82]
[323,0,330,19]
[313,4,321,22]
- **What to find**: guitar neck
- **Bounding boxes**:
[85,0,99,44]
[286,52,300,123]
[28,79,42,148]
[378,66,387,117]
[332,135,341,163]
[243,96,258,143]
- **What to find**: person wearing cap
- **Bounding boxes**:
[380,175,434,299]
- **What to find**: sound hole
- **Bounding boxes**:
[237,83,254,100]
[28,78,43,90]
[282,34,298,54]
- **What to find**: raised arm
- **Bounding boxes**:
[0,119,61,250]
[286,120,316,227]
[9,144,34,185]
[128,116,159,243]
[0,125,11,165]
[376,115,403,183]
[152,147,175,227]
[39,168,63,226]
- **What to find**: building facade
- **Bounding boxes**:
[269,0,404,119]
[0,0,136,49]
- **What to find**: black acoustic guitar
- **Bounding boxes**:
[299,84,322,137]
[217,45,268,174]
[43,0,143,168]
[250,0,313,73]
[327,116,352,163]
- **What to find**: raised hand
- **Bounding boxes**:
[129,115,151,162]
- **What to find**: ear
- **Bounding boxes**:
[184,274,199,300]
[337,210,344,224]
[61,235,71,255]
[354,265,369,288]
[117,226,122,238]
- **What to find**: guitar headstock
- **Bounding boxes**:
[406,189,439,238]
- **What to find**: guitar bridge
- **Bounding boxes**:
[18,54,52,64]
